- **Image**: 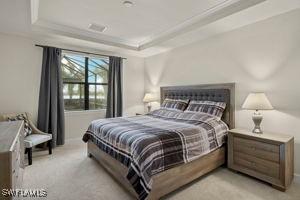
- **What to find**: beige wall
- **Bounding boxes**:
[0,7,299,177]
[0,33,145,139]
[0,34,42,120]
[144,10,300,174]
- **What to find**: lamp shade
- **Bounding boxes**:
[143,93,156,103]
[242,93,273,110]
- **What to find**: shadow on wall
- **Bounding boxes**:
[143,9,300,173]
[145,53,170,92]
[123,104,144,116]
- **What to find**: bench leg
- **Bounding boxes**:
[48,140,52,155]
[27,148,32,165]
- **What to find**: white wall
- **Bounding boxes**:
[123,55,145,116]
[0,33,145,139]
[0,34,42,120]
[1,6,299,177]
[144,10,300,174]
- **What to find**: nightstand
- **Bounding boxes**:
[228,129,294,191]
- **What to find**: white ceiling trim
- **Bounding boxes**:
[30,0,39,24]
[138,0,266,50]
[30,0,266,51]
[32,19,139,50]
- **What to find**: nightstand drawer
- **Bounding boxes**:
[234,152,280,179]
[228,129,294,191]
[234,137,280,162]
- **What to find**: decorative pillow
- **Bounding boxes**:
[7,114,32,136]
[161,98,189,111]
[185,100,226,120]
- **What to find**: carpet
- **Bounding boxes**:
[23,138,300,200]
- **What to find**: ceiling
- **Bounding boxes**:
[0,0,300,57]
[39,0,228,45]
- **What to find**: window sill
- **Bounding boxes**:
[64,109,106,116]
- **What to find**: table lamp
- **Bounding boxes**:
[242,93,273,134]
[143,93,156,112]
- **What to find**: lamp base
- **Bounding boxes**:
[147,103,152,113]
[252,127,263,134]
[252,110,263,134]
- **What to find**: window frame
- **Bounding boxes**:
[62,53,109,111]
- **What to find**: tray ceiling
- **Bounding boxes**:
[0,0,300,57]
[32,0,266,50]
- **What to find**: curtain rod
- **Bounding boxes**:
[35,44,127,60]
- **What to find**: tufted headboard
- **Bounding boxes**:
[160,83,235,129]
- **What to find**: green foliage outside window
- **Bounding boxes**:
[61,53,109,111]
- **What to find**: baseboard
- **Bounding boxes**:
[64,137,83,144]
[66,137,82,141]
[294,173,300,183]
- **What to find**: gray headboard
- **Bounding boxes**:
[160,83,235,129]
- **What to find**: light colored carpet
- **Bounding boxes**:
[23,138,300,200]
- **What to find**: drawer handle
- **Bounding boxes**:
[13,169,16,174]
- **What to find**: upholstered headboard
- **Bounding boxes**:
[160,83,235,129]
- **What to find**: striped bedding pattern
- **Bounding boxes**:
[161,98,189,111]
[185,100,226,120]
[82,109,228,199]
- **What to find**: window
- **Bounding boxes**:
[61,52,109,111]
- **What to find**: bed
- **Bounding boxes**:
[83,83,235,200]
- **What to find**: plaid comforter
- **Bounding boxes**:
[82,109,228,199]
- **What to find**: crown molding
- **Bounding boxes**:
[30,0,39,24]
[138,0,266,50]
[30,0,266,51]
[32,19,139,50]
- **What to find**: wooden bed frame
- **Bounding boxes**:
[87,83,235,199]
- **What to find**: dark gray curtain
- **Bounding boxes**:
[37,47,65,147]
[106,56,123,118]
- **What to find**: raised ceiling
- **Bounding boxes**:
[32,0,268,50]
[39,0,227,44]
[0,0,300,57]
